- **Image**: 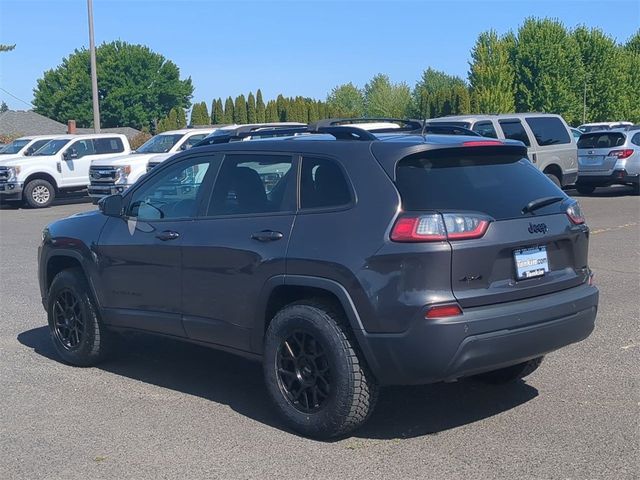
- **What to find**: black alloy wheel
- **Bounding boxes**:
[52,289,85,351]
[276,330,331,413]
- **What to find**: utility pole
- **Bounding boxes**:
[87,0,100,132]
[582,75,588,125]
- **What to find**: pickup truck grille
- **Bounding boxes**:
[0,167,9,183]
[89,166,117,185]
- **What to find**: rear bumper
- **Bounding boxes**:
[577,170,639,187]
[360,283,598,385]
[562,171,578,186]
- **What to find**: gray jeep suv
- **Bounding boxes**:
[38,121,598,438]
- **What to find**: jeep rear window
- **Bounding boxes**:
[577,132,626,149]
[395,150,566,220]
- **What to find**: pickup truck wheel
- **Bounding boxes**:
[263,300,379,439]
[473,356,544,385]
[47,268,112,366]
[545,173,562,188]
[24,179,55,208]
[576,184,596,195]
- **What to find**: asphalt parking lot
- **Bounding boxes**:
[0,187,638,480]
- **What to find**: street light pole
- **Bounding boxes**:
[87,0,100,132]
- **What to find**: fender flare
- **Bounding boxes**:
[42,248,101,309]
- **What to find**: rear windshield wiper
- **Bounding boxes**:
[522,196,564,214]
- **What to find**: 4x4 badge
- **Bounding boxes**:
[528,222,548,234]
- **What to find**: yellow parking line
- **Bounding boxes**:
[591,222,639,235]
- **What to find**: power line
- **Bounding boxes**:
[0,87,34,108]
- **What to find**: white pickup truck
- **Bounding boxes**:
[0,133,131,208]
[0,135,65,158]
[88,128,218,201]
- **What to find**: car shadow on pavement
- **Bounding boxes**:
[0,191,93,209]
[565,185,638,198]
[18,326,538,441]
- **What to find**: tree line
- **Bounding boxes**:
[26,18,639,133]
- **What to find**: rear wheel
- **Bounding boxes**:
[47,268,112,366]
[545,173,562,188]
[473,356,544,385]
[24,179,55,208]
[263,300,379,439]
[576,184,596,195]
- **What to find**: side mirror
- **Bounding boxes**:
[98,194,123,217]
[25,147,34,156]
[179,143,188,151]
[63,148,78,160]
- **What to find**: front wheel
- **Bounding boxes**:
[473,356,544,385]
[263,301,379,439]
[47,268,112,366]
[24,178,55,208]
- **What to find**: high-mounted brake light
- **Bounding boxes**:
[608,149,634,159]
[566,202,585,225]
[391,213,490,242]
[425,303,463,319]
[462,140,503,147]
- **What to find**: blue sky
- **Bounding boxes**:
[0,0,638,111]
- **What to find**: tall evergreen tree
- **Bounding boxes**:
[413,68,468,118]
[223,96,234,124]
[190,101,209,125]
[247,92,257,123]
[234,94,248,124]
[276,95,288,121]
[326,83,365,117]
[212,98,224,124]
[621,31,640,122]
[514,18,584,124]
[265,100,279,122]
[468,30,516,114]
[364,74,411,118]
[256,89,266,123]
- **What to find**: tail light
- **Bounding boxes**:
[391,213,490,242]
[566,202,585,225]
[425,303,463,319]
[608,149,633,159]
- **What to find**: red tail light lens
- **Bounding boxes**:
[425,303,463,319]
[608,149,634,159]
[391,213,490,242]
[566,202,585,225]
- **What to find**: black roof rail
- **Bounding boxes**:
[310,117,423,132]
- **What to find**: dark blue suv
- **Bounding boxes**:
[38,121,598,438]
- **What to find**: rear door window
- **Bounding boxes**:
[207,154,295,216]
[472,121,498,138]
[395,148,565,220]
[300,156,352,210]
[632,133,640,146]
[94,137,125,154]
[525,117,571,146]
[577,133,626,149]
[498,120,531,146]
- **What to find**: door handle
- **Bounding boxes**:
[531,153,537,163]
[156,230,180,241]
[251,230,284,242]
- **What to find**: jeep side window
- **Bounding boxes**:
[127,157,213,220]
[525,117,571,146]
[94,137,125,154]
[472,121,498,139]
[300,156,352,209]
[498,120,531,146]
[207,154,294,216]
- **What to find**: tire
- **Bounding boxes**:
[263,300,379,439]
[24,178,55,208]
[473,356,544,385]
[545,173,562,188]
[47,268,112,366]
[576,184,596,195]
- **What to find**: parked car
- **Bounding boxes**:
[0,135,66,158]
[0,134,130,208]
[578,121,633,133]
[575,127,640,194]
[88,128,218,202]
[427,113,578,187]
[39,122,598,438]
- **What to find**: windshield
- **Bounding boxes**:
[34,139,71,156]
[0,139,30,154]
[136,134,183,154]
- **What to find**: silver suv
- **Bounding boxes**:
[427,113,578,187]
[576,127,640,194]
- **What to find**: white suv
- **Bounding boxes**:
[88,128,218,201]
[0,134,130,208]
[0,135,66,158]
